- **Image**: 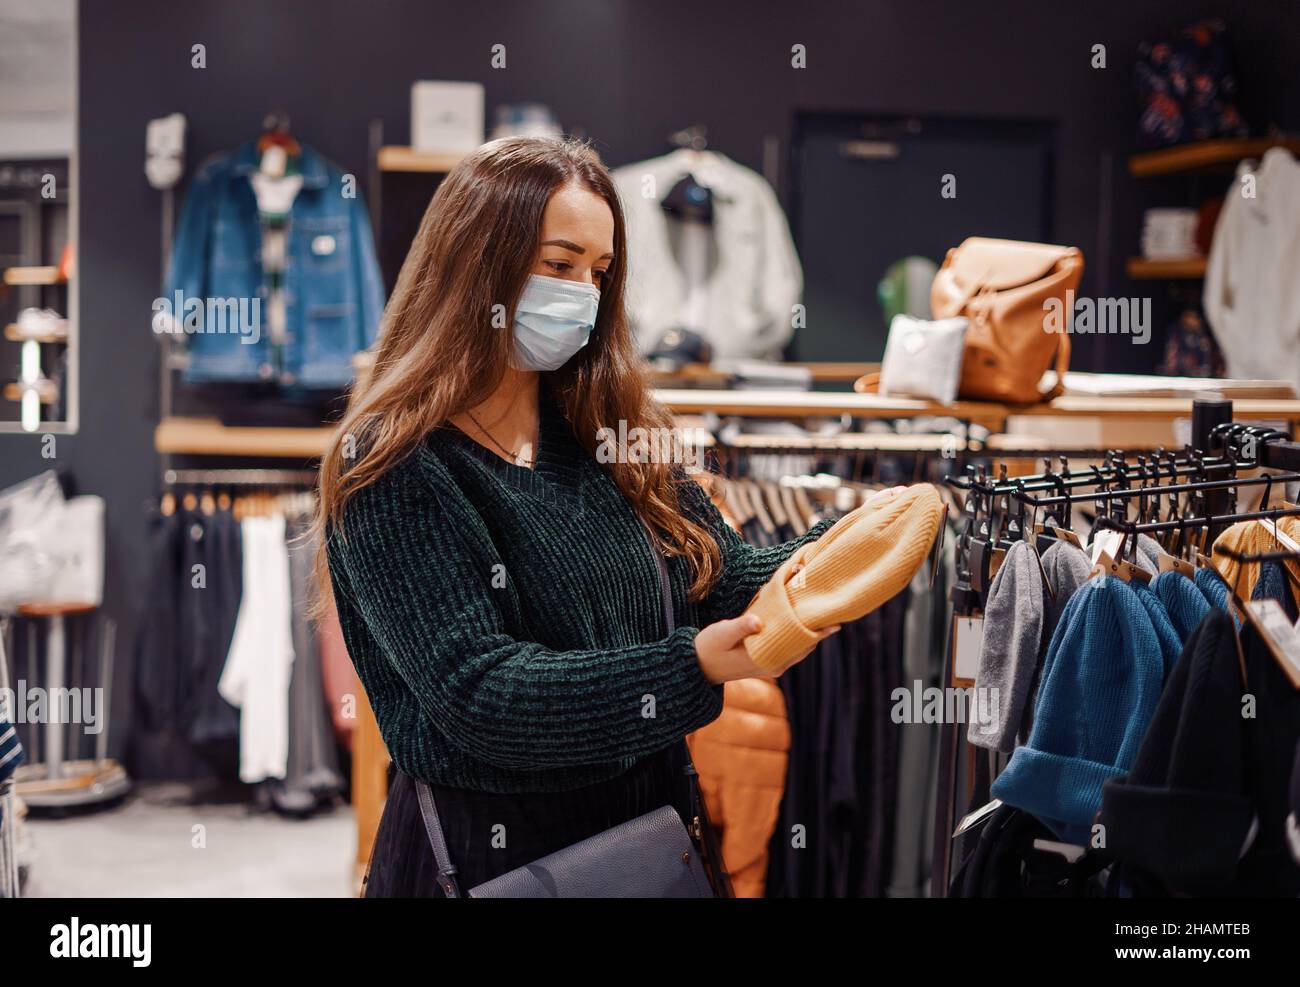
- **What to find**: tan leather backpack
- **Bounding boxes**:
[931,237,1083,403]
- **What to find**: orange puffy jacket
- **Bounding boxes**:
[687,678,791,898]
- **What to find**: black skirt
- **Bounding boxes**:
[364,744,695,898]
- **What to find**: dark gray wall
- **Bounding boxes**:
[2,0,1296,768]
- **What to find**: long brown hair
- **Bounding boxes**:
[312,136,721,609]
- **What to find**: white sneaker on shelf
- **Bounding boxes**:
[12,308,68,341]
[3,375,59,404]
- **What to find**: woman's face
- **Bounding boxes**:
[533,182,615,291]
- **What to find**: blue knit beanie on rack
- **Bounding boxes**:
[1151,570,1212,642]
[1133,579,1183,679]
[991,576,1166,844]
[1195,566,1239,626]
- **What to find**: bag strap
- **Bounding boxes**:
[415,778,463,898]
[638,516,734,897]
[1040,329,1070,401]
[639,517,676,635]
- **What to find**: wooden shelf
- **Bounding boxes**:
[377,146,465,173]
[655,388,1010,428]
[4,323,67,344]
[649,361,880,387]
[1129,138,1300,178]
[1126,256,1207,279]
[152,385,1300,458]
[155,416,333,457]
[17,601,97,618]
[720,431,956,452]
[789,361,880,383]
[3,266,66,286]
[1019,395,1300,421]
[1060,372,1293,400]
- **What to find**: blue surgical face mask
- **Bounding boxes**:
[511,274,601,371]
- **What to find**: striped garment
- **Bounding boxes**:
[0,720,24,783]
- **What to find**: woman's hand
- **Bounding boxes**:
[695,563,842,684]
[695,615,841,684]
[694,613,765,684]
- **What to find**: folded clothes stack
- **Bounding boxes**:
[1141,208,1199,261]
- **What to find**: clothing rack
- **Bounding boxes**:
[1015,470,1300,510]
[162,468,318,487]
[930,396,1299,896]
[1093,502,1300,538]
[950,450,1236,496]
[950,424,1299,500]
[699,425,1189,468]
[1215,544,1300,565]
[993,451,1300,501]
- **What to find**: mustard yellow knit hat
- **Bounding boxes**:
[742,484,945,673]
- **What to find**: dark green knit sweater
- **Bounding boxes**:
[326,387,829,794]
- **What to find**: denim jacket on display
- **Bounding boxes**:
[163,140,384,388]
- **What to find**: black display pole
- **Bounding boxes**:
[1192,397,1235,543]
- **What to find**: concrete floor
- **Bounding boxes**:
[21,785,356,897]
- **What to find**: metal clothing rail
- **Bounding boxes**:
[1215,545,1300,565]
[947,410,1300,500]
[1015,470,1300,510]
[703,429,1240,471]
[1092,502,1300,538]
[948,451,1239,496]
[929,396,1295,897]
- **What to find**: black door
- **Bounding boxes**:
[790,115,1054,362]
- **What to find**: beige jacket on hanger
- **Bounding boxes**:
[613,149,803,360]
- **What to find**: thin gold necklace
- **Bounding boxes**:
[466,410,535,466]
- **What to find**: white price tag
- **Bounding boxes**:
[954,798,1002,838]
[953,615,984,684]
[1244,598,1300,688]
[1090,528,1124,565]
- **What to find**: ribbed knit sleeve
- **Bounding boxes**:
[327,457,723,773]
[679,476,833,625]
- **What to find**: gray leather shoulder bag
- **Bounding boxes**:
[413,519,730,898]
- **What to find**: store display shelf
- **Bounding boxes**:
[3,265,66,286]
[721,431,957,452]
[155,416,333,457]
[786,361,881,382]
[1126,256,1207,279]
[1036,395,1300,419]
[152,389,1300,459]
[1129,137,1300,177]
[377,146,465,173]
[650,361,881,387]
[654,388,1009,427]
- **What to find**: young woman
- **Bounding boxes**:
[315,136,842,896]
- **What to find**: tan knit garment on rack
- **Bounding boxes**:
[1212,516,1300,612]
[742,484,945,673]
